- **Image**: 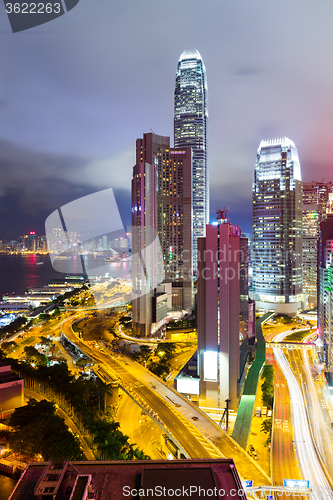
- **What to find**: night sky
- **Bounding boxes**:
[1,0,333,239]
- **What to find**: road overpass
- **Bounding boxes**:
[62,317,271,485]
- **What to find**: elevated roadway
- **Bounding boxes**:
[269,327,333,499]
[232,312,273,448]
[62,317,271,485]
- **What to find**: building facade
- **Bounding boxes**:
[0,364,24,414]
[252,137,303,316]
[318,194,333,369]
[197,213,248,410]
[174,49,208,271]
[131,161,159,336]
[8,459,246,500]
[136,133,193,311]
[302,182,333,307]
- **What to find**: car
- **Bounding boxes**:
[267,410,272,417]
[248,446,258,459]
[192,416,199,421]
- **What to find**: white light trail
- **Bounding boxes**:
[273,347,333,500]
[302,347,333,466]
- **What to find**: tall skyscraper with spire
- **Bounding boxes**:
[252,137,303,316]
[174,49,208,271]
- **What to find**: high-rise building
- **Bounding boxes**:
[197,211,248,410]
[29,231,36,251]
[136,132,193,310]
[157,147,193,310]
[252,137,303,316]
[174,49,208,271]
[131,161,158,337]
[318,194,333,370]
[302,181,333,307]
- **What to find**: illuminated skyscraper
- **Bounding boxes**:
[252,137,303,315]
[132,133,193,336]
[318,195,333,369]
[136,132,193,310]
[29,231,36,251]
[174,49,208,270]
[302,182,333,307]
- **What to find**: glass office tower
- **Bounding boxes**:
[302,181,333,307]
[252,137,303,315]
[174,49,208,271]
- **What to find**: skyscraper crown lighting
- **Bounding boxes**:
[259,137,296,149]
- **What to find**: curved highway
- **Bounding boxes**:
[267,326,333,499]
[62,316,271,485]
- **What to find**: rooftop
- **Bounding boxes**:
[9,459,246,500]
[179,48,202,61]
[259,137,296,150]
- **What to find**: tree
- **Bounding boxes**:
[39,336,52,346]
[52,307,61,317]
[132,345,152,366]
[91,418,149,460]
[261,364,274,384]
[261,417,272,434]
[24,346,48,366]
[1,341,17,354]
[261,363,274,408]
[148,360,171,380]
[76,357,90,368]
[0,316,27,337]
[39,313,51,322]
[261,417,272,447]
[9,399,82,460]
[154,343,176,361]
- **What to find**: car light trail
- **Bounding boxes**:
[273,347,333,500]
[301,346,333,468]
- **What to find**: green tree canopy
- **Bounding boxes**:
[154,343,176,361]
[1,341,17,354]
[76,357,90,368]
[39,336,52,346]
[24,346,48,366]
[91,418,149,461]
[261,364,274,384]
[9,398,82,460]
[261,363,274,408]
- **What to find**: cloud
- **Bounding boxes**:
[81,148,134,192]
[0,139,132,238]
[231,67,262,77]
